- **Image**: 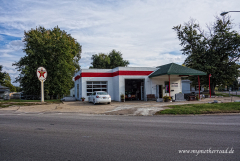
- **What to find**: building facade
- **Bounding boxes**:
[74,67,156,101]
[74,63,206,102]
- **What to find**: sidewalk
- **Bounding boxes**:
[1,96,239,116]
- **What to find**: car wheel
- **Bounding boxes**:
[107,102,110,104]
[93,99,96,105]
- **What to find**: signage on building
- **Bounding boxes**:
[171,83,178,87]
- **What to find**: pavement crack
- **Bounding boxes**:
[15,106,21,111]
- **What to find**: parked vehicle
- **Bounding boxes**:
[88,91,111,105]
[21,93,40,100]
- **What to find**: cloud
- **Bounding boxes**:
[79,53,93,68]
[0,0,240,86]
[6,40,24,50]
[0,53,14,58]
[1,62,19,85]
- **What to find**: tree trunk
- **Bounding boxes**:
[211,84,215,95]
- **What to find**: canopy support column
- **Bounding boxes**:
[198,75,200,99]
[169,75,170,97]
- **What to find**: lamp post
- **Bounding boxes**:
[209,74,212,98]
[220,11,240,16]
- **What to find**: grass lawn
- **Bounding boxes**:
[0,99,62,103]
[214,92,240,97]
[0,99,62,108]
[155,102,240,115]
[0,102,39,108]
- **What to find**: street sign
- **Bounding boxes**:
[37,67,47,82]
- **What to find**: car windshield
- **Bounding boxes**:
[97,92,108,95]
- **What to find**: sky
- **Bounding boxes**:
[0,0,240,86]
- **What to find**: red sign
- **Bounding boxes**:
[37,67,47,82]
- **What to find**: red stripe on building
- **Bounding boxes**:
[75,71,154,80]
[112,71,119,77]
[74,73,82,81]
[81,72,113,77]
[117,71,153,76]
[74,75,80,81]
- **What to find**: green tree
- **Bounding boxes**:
[89,53,110,69]
[0,66,15,92]
[108,50,130,69]
[15,86,21,92]
[2,73,16,92]
[0,65,6,84]
[13,26,82,98]
[173,16,240,94]
[90,49,129,69]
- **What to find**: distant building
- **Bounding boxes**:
[0,84,10,99]
[9,92,21,99]
[70,87,75,97]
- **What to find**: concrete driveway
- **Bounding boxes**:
[1,96,239,116]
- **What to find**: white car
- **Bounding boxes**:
[88,91,111,105]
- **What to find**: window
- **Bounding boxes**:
[97,91,108,95]
[86,81,107,96]
[165,81,169,93]
[77,84,79,98]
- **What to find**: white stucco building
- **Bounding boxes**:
[74,63,206,101]
[69,87,75,97]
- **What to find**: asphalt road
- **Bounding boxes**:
[0,113,239,161]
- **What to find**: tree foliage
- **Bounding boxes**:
[0,65,6,85]
[15,86,21,92]
[3,73,16,92]
[90,49,129,69]
[173,16,240,93]
[0,66,16,92]
[13,26,82,97]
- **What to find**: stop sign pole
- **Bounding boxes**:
[37,67,47,102]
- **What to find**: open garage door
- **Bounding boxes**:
[125,79,144,101]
